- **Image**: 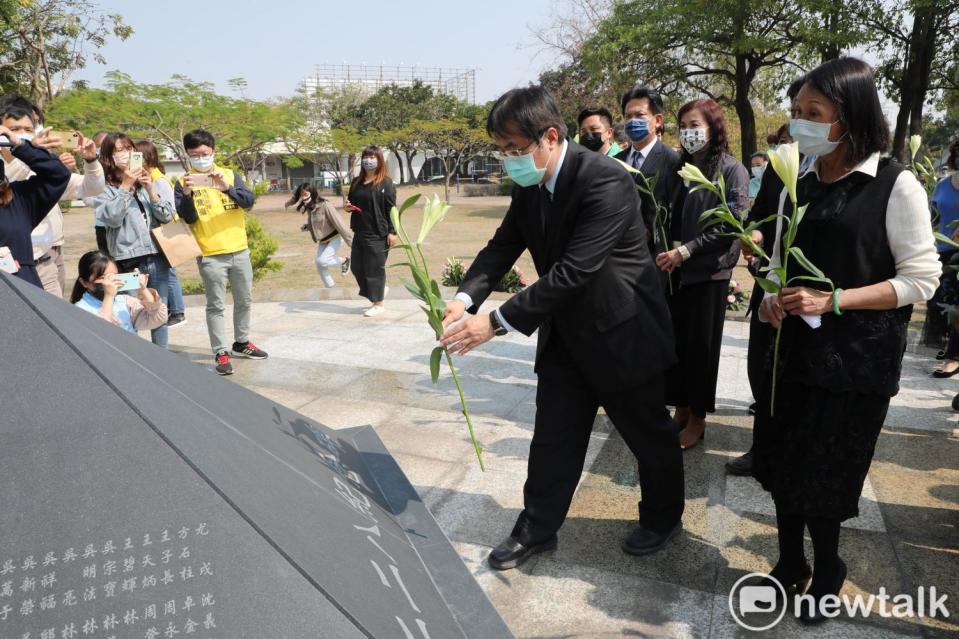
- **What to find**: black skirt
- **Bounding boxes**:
[665,279,729,416]
[752,380,888,521]
[351,233,388,303]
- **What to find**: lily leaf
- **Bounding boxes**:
[754,277,782,295]
[788,246,827,279]
[430,346,443,384]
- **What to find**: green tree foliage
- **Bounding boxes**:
[244,214,283,281]
[409,108,492,202]
[0,0,132,108]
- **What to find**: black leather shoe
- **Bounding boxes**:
[487,535,557,571]
[758,562,812,602]
[725,450,754,476]
[797,559,847,625]
[621,521,681,556]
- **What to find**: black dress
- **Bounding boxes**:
[665,153,749,417]
[752,158,913,521]
[349,179,396,303]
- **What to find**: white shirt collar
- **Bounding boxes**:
[543,139,569,195]
[806,151,880,181]
[628,136,658,162]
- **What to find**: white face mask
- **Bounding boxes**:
[679,128,709,154]
[751,165,766,178]
[113,151,130,169]
[789,118,846,157]
[361,158,378,171]
[190,154,215,171]
[18,133,34,143]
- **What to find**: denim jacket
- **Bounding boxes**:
[89,184,174,261]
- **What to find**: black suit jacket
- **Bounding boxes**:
[614,139,683,255]
[459,141,676,392]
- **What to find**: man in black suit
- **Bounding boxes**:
[440,87,684,571]
[614,85,683,259]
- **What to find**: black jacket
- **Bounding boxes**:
[349,178,396,238]
[459,141,676,391]
[614,139,683,255]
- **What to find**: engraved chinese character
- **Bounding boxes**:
[179,566,193,581]
[61,622,77,638]
[40,572,56,590]
[103,560,117,576]
[163,600,175,616]
[82,587,95,602]
[1,581,12,597]
[81,618,98,635]
[122,556,136,573]
[182,596,195,611]
[144,627,159,639]
[144,604,156,621]
[163,622,178,638]
[160,570,174,586]
[121,578,137,593]
[61,590,77,606]
[21,556,36,571]
[101,541,116,555]
[200,593,214,608]
[0,560,14,575]
[0,604,12,620]
[81,545,96,560]
[123,539,134,551]
[102,614,118,630]
[38,594,55,611]
[182,618,197,634]
[19,598,34,616]
[81,564,96,580]
[61,549,77,564]
[193,524,208,537]
[142,535,152,547]
[123,609,139,626]
[20,577,35,593]
[160,530,171,544]
[142,555,155,568]
[141,574,157,589]
[198,563,213,577]
[176,528,189,541]
[178,547,190,560]
[41,553,57,568]
[202,613,215,630]
[160,550,172,565]
[103,581,117,598]
[40,628,55,639]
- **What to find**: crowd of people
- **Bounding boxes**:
[0,55,952,624]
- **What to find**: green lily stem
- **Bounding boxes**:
[444,348,485,470]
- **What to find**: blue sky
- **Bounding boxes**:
[72,0,559,103]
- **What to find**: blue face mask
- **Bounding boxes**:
[503,147,547,187]
[624,118,650,142]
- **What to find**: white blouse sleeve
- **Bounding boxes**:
[885,170,940,307]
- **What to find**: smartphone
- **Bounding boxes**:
[189,173,214,188]
[48,130,80,150]
[116,272,142,292]
[0,135,12,148]
[128,151,144,172]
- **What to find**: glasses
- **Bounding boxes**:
[501,138,541,158]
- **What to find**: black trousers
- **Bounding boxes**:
[351,234,388,303]
[665,279,729,417]
[511,336,685,545]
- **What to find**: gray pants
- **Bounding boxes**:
[198,249,253,355]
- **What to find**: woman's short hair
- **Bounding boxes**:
[292,182,323,211]
[677,98,729,157]
[135,140,164,173]
[800,57,890,165]
[487,86,568,142]
[70,251,114,303]
[99,133,135,186]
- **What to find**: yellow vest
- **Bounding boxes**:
[178,166,248,256]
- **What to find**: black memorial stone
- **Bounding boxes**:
[0,273,512,639]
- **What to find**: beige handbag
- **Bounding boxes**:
[151,219,202,267]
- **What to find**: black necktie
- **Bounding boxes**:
[539,186,551,234]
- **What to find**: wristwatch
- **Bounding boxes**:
[489,311,507,336]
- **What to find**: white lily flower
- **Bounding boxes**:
[909,135,922,161]
[677,162,710,187]
[417,193,450,244]
[767,142,800,204]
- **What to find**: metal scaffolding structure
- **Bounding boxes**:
[302,64,477,104]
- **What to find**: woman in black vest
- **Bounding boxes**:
[656,98,748,449]
[753,58,939,624]
[346,146,397,317]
